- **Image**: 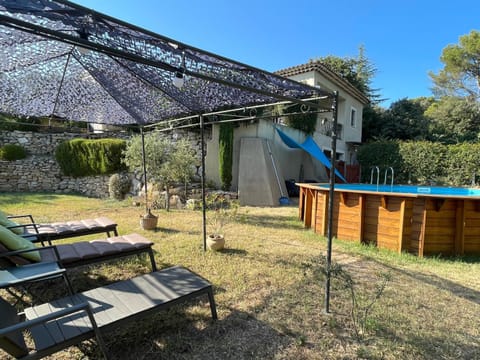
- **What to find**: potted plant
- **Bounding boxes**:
[140,207,158,230]
[123,133,196,229]
[207,195,238,251]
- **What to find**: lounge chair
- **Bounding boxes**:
[0,229,157,305]
[5,214,118,244]
[0,266,217,359]
[1,233,157,272]
[0,245,74,305]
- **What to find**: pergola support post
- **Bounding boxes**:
[324,91,338,314]
[200,114,207,251]
[140,127,149,214]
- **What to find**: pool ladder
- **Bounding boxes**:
[370,166,380,189]
[370,166,394,188]
[384,167,394,186]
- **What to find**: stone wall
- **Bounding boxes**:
[0,129,203,198]
[0,155,110,197]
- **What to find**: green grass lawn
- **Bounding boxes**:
[1,192,479,359]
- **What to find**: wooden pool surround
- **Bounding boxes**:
[298,183,480,257]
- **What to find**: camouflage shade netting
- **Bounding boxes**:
[0,0,333,126]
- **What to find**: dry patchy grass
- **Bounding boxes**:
[1,192,479,359]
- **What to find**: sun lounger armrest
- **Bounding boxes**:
[0,245,60,262]
[20,234,40,243]
[19,302,107,356]
[7,222,40,234]
[1,303,94,336]
[6,214,35,223]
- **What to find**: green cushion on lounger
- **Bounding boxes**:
[0,211,23,235]
[0,225,40,262]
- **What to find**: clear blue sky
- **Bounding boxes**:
[74,0,479,107]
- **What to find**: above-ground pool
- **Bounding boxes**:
[317,183,480,197]
[297,183,480,257]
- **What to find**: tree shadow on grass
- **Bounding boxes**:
[373,260,480,305]
[0,192,63,206]
[154,227,181,234]
[333,254,480,358]
[376,323,480,359]
[12,253,479,360]
[217,248,248,256]
[68,304,291,360]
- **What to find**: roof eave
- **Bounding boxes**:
[275,63,370,105]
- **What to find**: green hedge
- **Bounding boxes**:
[398,141,447,184]
[358,141,480,186]
[444,143,480,185]
[0,144,27,161]
[0,113,40,132]
[357,141,404,183]
[55,138,126,177]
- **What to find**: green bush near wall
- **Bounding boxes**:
[358,141,480,186]
[0,144,27,161]
[55,138,126,177]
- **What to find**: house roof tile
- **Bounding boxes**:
[275,62,370,105]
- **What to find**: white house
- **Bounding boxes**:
[276,62,369,168]
[205,61,369,206]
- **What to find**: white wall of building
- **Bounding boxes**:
[205,120,329,191]
[205,67,366,191]
[283,70,363,162]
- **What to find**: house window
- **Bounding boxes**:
[350,107,357,128]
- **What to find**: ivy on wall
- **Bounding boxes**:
[218,123,234,190]
[282,103,317,135]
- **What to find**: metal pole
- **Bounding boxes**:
[200,115,207,251]
[325,91,338,314]
[140,127,148,213]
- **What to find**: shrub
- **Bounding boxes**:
[108,173,131,200]
[55,138,126,177]
[0,144,27,161]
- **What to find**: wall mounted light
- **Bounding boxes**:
[173,71,184,88]
[173,50,186,89]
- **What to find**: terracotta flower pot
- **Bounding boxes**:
[140,210,158,230]
[207,234,225,251]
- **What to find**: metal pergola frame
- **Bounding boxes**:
[0,0,339,313]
